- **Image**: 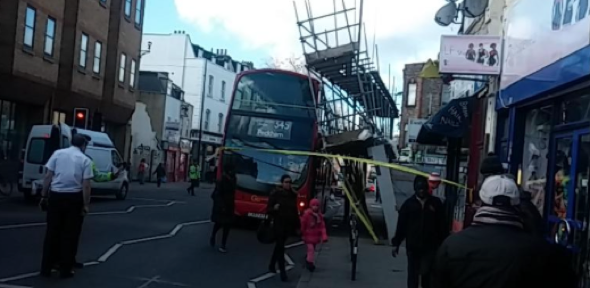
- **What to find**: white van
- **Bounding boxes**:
[398,148,413,163]
[19,123,129,201]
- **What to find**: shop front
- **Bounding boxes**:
[498,0,590,283]
[192,132,223,183]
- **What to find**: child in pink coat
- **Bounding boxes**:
[300,198,328,271]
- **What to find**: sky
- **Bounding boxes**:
[144,0,457,95]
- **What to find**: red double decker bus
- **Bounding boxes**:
[218,69,321,219]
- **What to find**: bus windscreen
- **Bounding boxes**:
[223,70,318,197]
[231,71,316,119]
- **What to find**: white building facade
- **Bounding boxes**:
[138,32,254,179]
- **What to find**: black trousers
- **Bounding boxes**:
[188,179,199,195]
[270,233,288,275]
[407,250,435,288]
[211,222,230,247]
[41,192,83,274]
[72,215,85,264]
[157,177,162,187]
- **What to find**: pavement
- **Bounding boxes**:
[0,182,313,288]
[296,237,408,288]
[295,180,415,288]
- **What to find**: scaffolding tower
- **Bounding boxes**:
[293,0,398,138]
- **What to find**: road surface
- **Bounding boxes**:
[0,182,322,288]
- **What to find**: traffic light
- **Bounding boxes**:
[73,108,89,129]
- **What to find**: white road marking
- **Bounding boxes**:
[284,254,294,266]
[285,241,304,249]
[0,223,45,230]
[98,243,123,262]
[249,265,294,283]
[0,272,38,283]
[0,220,212,283]
[127,197,186,204]
[137,275,160,288]
[131,276,189,287]
[0,201,179,231]
[83,261,100,267]
[99,220,210,262]
[247,282,257,288]
[0,283,32,288]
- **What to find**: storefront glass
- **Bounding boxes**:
[521,106,551,215]
[552,137,572,218]
[559,93,590,124]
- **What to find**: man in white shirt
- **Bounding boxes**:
[40,134,93,279]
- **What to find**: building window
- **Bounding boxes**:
[93,41,102,74]
[24,6,36,49]
[407,83,417,106]
[124,0,132,18]
[218,113,223,132]
[135,0,143,26]
[221,81,226,101]
[44,17,56,57]
[208,75,214,97]
[130,59,136,88]
[119,53,126,83]
[204,109,211,130]
[79,33,88,68]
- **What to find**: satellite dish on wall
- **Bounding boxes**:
[463,0,488,18]
[434,1,458,27]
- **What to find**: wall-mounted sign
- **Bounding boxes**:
[201,134,222,145]
[247,117,293,140]
[439,35,502,75]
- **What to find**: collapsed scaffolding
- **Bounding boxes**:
[293,0,400,242]
[293,0,398,138]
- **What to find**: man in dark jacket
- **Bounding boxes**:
[391,176,447,288]
[479,153,544,236]
[432,175,575,288]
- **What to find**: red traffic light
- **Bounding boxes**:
[76,112,85,119]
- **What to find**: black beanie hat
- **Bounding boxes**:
[480,152,504,175]
[414,176,429,191]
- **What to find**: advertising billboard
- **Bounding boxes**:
[439,35,502,75]
[500,0,590,91]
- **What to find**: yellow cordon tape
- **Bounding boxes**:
[341,182,380,243]
[221,147,471,244]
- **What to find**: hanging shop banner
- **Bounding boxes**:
[439,35,502,75]
[499,0,590,106]
[417,96,477,145]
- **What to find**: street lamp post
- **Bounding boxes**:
[194,58,209,174]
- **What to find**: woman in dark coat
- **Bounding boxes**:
[153,163,166,187]
[209,165,236,253]
[267,174,301,281]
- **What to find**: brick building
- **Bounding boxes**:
[0,0,145,164]
[398,62,445,148]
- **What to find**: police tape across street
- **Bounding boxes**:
[220,147,471,244]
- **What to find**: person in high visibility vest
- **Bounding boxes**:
[187,159,200,196]
[70,154,121,270]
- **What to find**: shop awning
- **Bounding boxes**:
[416,95,478,146]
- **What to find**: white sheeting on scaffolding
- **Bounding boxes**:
[368,144,397,240]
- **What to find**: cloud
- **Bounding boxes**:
[174,0,454,90]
